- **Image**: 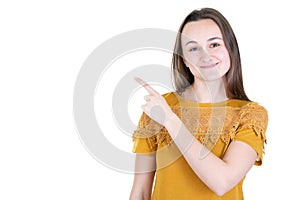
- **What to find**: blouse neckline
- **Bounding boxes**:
[173,92,233,107]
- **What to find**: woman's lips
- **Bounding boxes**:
[200,63,218,69]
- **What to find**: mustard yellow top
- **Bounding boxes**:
[132,92,268,200]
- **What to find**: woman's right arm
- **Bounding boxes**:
[129,153,156,200]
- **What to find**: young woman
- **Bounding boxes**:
[130,8,268,200]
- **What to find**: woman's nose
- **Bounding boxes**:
[199,48,211,62]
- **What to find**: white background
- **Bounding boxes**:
[1,0,299,199]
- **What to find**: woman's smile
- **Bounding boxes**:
[199,62,219,69]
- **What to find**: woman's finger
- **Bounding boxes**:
[135,77,160,97]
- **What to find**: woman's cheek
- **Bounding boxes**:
[184,54,200,67]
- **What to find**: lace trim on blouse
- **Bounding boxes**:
[133,102,268,150]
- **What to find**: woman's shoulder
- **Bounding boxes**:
[162,91,176,98]
[238,100,268,121]
[228,99,267,111]
[162,91,179,106]
[227,99,268,128]
[230,99,268,133]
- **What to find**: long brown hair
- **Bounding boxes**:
[171,8,250,101]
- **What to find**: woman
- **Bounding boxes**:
[130,8,268,200]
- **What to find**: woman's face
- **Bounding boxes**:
[181,19,230,82]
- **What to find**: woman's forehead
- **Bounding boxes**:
[181,19,223,43]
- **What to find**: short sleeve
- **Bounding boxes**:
[132,112,162,154]
[132,92,177,154]
[234,103,268,166]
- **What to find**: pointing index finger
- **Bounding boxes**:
[134,77,160,96]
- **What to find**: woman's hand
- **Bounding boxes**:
[135,77,175,126]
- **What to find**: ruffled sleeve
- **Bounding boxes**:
[132,112,163,154]
[233,102,268,166]
[132,92,178,154]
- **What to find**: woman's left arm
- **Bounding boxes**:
[165,115,257,196]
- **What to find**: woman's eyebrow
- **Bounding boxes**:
[185,37,223,46]
[208,37,222,41]
[185,41,197,46]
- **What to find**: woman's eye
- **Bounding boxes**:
[189,47,198,52]
[210,43,220,48]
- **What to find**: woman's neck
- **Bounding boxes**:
[185,78,228,103]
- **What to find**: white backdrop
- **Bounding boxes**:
[1,0,299,199]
